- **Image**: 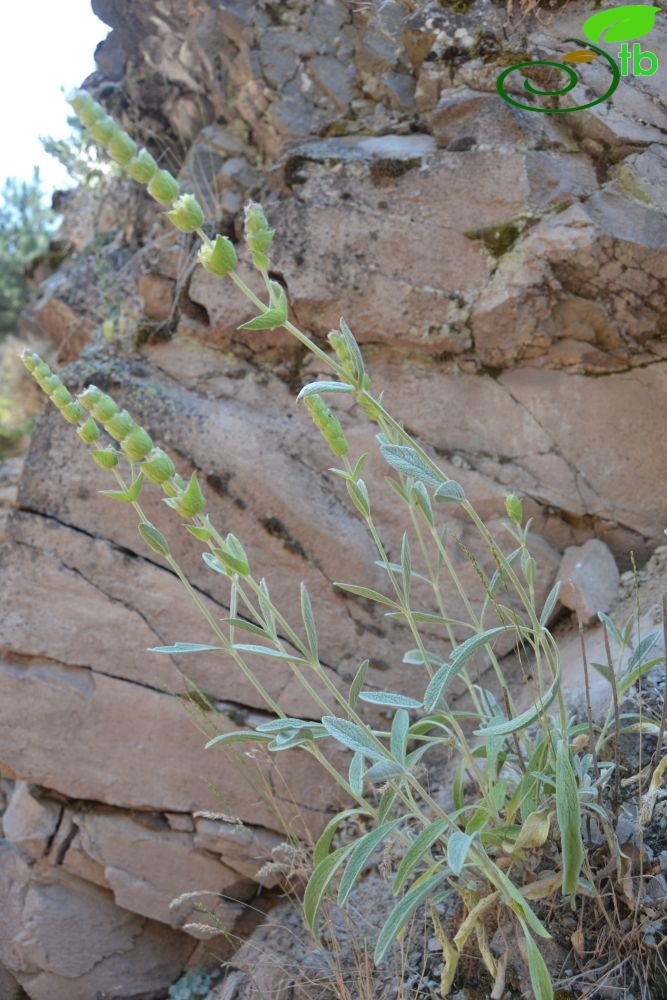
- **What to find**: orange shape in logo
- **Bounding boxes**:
[562,49,599,62]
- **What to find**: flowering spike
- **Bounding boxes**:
[91,447,119,469]
[198,235,237,276]
[77,417,101,444]
[166,194,204,233]
[104,409,136,442]
[51,384,73,408]
[304,395,348,457]
[147,169,180,206]
[121,426,153,461]
[163,471,205,518]
[142,447,176,484]
[107,129,138,166]
[60,400,87,425]
[78,386,103,412]
[125,149,158,183]
[92,394,120,423]
[88,115,116,146]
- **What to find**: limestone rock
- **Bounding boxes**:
[557,539,620,624]
[2,782,62,861]
[0,840,194,1000]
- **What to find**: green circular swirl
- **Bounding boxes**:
[496,39,621,113]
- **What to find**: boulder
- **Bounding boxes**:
[557,539,620,624]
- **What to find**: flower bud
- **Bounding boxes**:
[248,229,274,254]
[105,409,136,441]
[88,115,116,146]
[60,400,86,424]
[92,393,119,422]
[142,447,175,484]
[107,128,137,166]
[40,374,61,394]
[244,202,269,235]
[138,521,170,557]
[505,494,523,526]
[51,384,73,408]
[91,447,119,469]
[78,385,103,411]
[121,425,153,461]
[77,417,101,444]
[125,149,158,183]
[147,169,180,206]
[20,349,42,372]
[32,361,51,381]
[198,234,237,276]
[163,471,205,518]
[166,193,204,233]
[67,90,103,127]
[304,394,348,457]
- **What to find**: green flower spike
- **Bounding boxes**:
[121,426,153,462]
[505,494,523,526]
[304,394,348,457]
[78,386,104,412]
[91,447,119,470]
[107,128,138,166]
[147,169,180,206]
[163,471,206,518]
[104,409,136,442]
[125,149,158,183]
[91,393,120,423]
[142,447,176,484]
[20,350,42,373]
[77,417,101,444]
[60,400,87,425]
[88,115,116,147]
[166,194,204,233]
[51,384,73,408]
[244,201,275,270]
[198,235,237,276]
[67,90,104,128]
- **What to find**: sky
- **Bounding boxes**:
[1,0,108,193]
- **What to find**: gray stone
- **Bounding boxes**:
[2,782,61,861]
[557,539,620,624]
[0,841,194,1000]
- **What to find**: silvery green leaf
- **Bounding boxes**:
[256,718,322,733]
[364,760,405,781]
[150,642,224,654]
[232,643,308,664]
[380,444,442,488]
[434,480,466,503]
[539,581,561,626]
[300,582,318,659]
[450,626,517,667]
[138,522,170,557]
[374,872,447,964]
[338,818,403,908]
[258,578,277,637]
[349,752,365,796]
[423,663,453,713]
[390,709,410,763]
[358,692,422,709]
[304,844,354,936]
[339,317,365,382]
[321,717,384,760]
[400,533,411,596]
[411,480,434,526]
[202,551,228,575]
[447,830,474,875]
[333,582,399,607]
[402,649,446,668]
[392,818,449,893]
[296,381,355,402]
[222,617,271,639]
[474,667,560,736]
[205,730,272,749]
[348,658,369,709]
[523,928,554,1000]
[555,740,584,895]
[597,611,622,647]
[627,630,660,671]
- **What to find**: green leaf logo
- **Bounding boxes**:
[582,4,660,44]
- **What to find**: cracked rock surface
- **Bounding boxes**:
[3,0,667,996]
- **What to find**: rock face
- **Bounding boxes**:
[4,0,667,995]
